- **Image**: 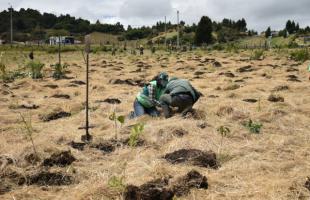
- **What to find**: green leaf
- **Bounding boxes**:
[109,112,116,121]
[117,116,125,124]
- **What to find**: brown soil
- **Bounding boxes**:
[43,151,76,167]
[172,170,208,197]
[164,149,219,169]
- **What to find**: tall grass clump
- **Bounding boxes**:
[52,63,68,79]
[250,50,264,60]
[26,60,45,79]
[290,49,309,62]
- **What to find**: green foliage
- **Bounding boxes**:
[91,45,112,53]
[290,49,309,62]
[265,27,271,38]
[195,16,213,45]
[109,111,125,139]
[250,50,264,60]
[286,20,299,34]
[225,43,239,53]
[278,29,288,38]
[288,40,299,48]
[26,60,44,79]
[46,46,80,54]
[212,43,225,51]
[52,63,68,79]
[243,119,263,134]
[108,176,125,190]
[217,126,231,137]
[128,123,144,147]
[109,112,125,124]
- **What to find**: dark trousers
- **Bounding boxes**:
[133,99,159,118]
[160,93,194,118]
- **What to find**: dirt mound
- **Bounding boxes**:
[287,75,301,82]
[43,151,76,167]
[70,80,86,85]
[286,68,299,72]
[69,141,87,151]
[172,170,208,197]
[90,138,145,153]
[109,79,146,87]
[212,61,222,67]
[236,65,254,73]
[102,98,122,104]
[216,106,234,116]
[272,85,289,92]
[43,84,59,89]
[268,94,284,102]
[19,103,40,109]
[0,169,26,195]
[223,84,240,91]
[163,149,219,169]
[183,109,207,120]
[27,171,73,186]
[243,99,258,103]
[0,155,15,167]
[305,177,310,191]
[194,71,205,76]
[40,110,71,122]
[90,141,117,153]
[123,170,209,200]
[219,72,235,78]
[172,128,188,137]
[124,178,173,200]
[24,153,41,165]
[51,94,71,99]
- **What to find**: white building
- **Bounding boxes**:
[49,36,74,45]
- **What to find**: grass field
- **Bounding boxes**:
[0,47,310,200]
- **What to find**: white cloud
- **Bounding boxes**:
[0,0,309,31]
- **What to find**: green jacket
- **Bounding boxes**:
[164,79,200,102]
[136,81,164,108]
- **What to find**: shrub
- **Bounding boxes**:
[212,43,225,51]
[108,176,125,191]
[290,49,309,62]
[128,123,144,147]
[250,50,264,60]
[26,60,45,79]
[243,119,263,134]
[109,112,125,139]
[288,40,299,48]
[52,63,68,79]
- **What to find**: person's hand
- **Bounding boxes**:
[152,100,162,107]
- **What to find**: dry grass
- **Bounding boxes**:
[0,49,310,200]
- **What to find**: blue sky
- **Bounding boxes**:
[0,0,309,32]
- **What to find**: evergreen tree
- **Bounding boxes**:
[286,20,293,34]
[195,16,213,45]
[265,27,271,38]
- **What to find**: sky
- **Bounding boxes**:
[0,0,310,32]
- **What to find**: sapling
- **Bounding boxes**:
[128,123,144,147]
[109,110,125,140]
[244,119,263,134]
[26,60,44,79]
[52,63,68,79]
[19,112,38,156]
[216,126,230,153]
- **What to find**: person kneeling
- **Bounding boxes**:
[133,72,169,118]
[159,78,202,118]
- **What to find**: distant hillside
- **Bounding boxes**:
[0,8,124,42]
